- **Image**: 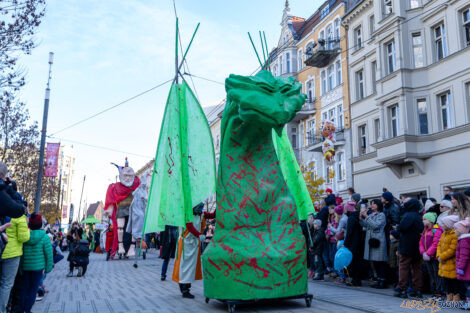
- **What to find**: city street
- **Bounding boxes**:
[34,251,462,313]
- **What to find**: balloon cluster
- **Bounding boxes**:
[321,121,336,178]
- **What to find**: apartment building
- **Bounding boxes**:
[343,0,470,200]
[270,0,353,196]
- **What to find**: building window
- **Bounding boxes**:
[329,108,336,126]
[384,0,393,16]
[390,105,399,137]
[336,61,342,86]
[337,105,344,129]
[356,70,364,100]
[299,123,304,148]
[433,23,447,61]
[298,50,303,70]
[306,79,315,102]
[374,118,381,142]
[463,9,470,47]
[326,25,334,49]
[291,127,297,149]
[386,40,396,74]
[327,65,334,90]
[319,30,325,42]
[334,18,341,41]
[216,134,220,148]
[412,32,424,68]
[417,99,428,134]
[354,26,362,50]
[307,119,316,145]
[280,56,283,74]
[322,112,327,122]
[410,0,419,9]
[337,152,345,181]
[369,15,375,34]
[371,61,377,93]
[321,71,327,94]
[286,53,291,73]
[359,125,367,155]
[321,5,330,19]
[439,92,453,130]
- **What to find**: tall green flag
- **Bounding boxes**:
[143,81,216,233]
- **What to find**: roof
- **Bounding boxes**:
[291,16,306,35]
[204,101,225,125]
[86,202,101,216]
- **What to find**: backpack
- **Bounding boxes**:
[75,242,90,257]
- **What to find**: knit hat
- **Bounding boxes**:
[423,212,437,224]
[325,188,333,194]
[336,196,343,206]
[325,194,336,206]
[313,219,322,227]
[28,213,42,230]
[454,217,470,235]
[334,205,344,215]
[441,215,460,229]
[424,200,434,212]
[382,191,394,203]
[344,201,356,212]
[440,200,452,209]
[404,198,421,212]
[351,193,361,202]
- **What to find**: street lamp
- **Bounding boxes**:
[34,52,54,213]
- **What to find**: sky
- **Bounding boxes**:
[18,0,324,221]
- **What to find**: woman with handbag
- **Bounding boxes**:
[360,199,388,289]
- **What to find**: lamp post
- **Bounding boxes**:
[34,52,54,213]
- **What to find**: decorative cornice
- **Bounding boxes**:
[342,0,373,27]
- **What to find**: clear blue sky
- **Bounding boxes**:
[19,0,323,220]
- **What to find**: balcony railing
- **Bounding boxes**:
[305,38,341,68]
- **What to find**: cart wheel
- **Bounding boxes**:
[227,304,236,313]
[205,297,209,304]
[143,252,146,260]
[306,297,312,308]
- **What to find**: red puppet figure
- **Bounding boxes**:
[104,162,140,260]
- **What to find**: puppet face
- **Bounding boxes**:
[225,70,306,133]
[120,167,135,187]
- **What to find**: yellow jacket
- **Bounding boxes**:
[2,215,30,260]
[437,229,458,279]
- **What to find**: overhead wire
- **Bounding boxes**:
[49,78,173,136]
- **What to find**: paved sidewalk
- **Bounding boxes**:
[32,251,462,313]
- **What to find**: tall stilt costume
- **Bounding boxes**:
[141,19,216,298]
[104,160,141,260]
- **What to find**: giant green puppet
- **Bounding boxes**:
[202,70,313,300]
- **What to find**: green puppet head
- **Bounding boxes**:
[225,70,306,135]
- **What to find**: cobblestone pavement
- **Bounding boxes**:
[33,251,461,313]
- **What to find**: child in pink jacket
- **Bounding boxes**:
[420,212,443,298]
[454,217,470,306]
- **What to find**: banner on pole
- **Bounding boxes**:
[44,143,60,177]
[62,205,68,219]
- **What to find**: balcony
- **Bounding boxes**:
[292,98,316,122]
[304,39,341,68]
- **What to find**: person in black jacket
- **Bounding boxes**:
[0,161,26,221]
[344,202,364,286]
[394,199,425,299]
[160,225,177,281]
[68,228,90,277]
[310,219,325,280]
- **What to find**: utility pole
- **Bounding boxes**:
[56,169,62,217]
[77,175,86,222]
[34,52,54,213]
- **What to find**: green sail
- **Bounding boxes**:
[143,81,216,234]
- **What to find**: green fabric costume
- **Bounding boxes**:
[202,70,312,300]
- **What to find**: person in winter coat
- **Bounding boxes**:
[68,228,90,277]
[316,195,336,231]
[436,200,455,227]
[437,215,460,302]
[160,225,178,281]
[105,224,114,261]
[454,217,470,305]
[395,199,425,298]
[329,205,347,240]
[344,202,364,286]
[381,191,400,227]
[0,215,29,313]
[360,199,388,289]
[419,212,444,298]
[0,162,25,221]
[311,219,325,280]
[20,213,53,313]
